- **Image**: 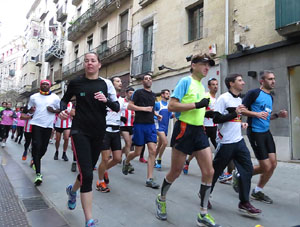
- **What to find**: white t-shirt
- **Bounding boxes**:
[214,92,243,144]
[204,92,217,127]
[28,92,60,128]
[106,96,126,133]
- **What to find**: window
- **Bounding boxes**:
[87,34,93,51]
[101,25,108,42]
[74,44,79,60]
[188,3,203,41]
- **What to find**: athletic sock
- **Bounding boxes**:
[157,159,161,164]
[254,186,263,193]
[160,178,172,200]
[199,182,212,213]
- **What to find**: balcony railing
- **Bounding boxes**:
[139,0,156,8]
[92,30,131,66]
[62,55,85,79]
[68,0,123,42]
[45,40,65,62]
[131,51,154,77]
[57,6,68,22]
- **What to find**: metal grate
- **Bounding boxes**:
[22,197,49,212]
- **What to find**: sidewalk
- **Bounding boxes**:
[1,138,300,227]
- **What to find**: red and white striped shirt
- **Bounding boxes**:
[24,118,32,133]
[55,114,72,129]
[121,99,134,127]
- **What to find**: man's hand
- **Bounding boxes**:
[241,122,248,129]
[94,92,107,103]
[47,106,55,113]
[143,106,153,112]
[195,98,210,109]
[278,109,288,118]
[59,110,69,120]
[28,107,36,114]
[157,115,163,121]
[256,111,269,120]
[235,104,247,115]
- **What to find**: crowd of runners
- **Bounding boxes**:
[0,52,288,227]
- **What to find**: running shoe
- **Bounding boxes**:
[128,163,134,174]
[155,194,167,220]
[155,163,162,169]
[122,160,129,175]
[183,164,189,175]
[251,189,273,204]
[238,202,261,217]
[86,219,98,227]
[146,178,160,189]
[62,152,69,161]
[197,213,221,227]
[71,162,76,172]
[54,151,58,160]
[22,155,27,161]
[218,172,232,183]
[34,173,43,186]
[66,184,77,210]
[232,170,240,193]
[1,142,6,147]
[96,180,110,193]
[139,157,147,163]
[104,171,109,184]
[49,139,54,144]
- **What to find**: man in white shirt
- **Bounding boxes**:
[210,74,262,217]
[28,80,60,185]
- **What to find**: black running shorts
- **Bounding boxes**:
[100,131,121,151]
[54,127,71,134]
[171,120,210,155]
[247,129,276,160]
[120,126,133,135]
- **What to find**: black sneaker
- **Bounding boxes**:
[238,201,262,217]
[71,162,77,172]
[62,153,69,161]
[54,151,58,160]
[251,189,273,204]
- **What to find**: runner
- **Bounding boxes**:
[122,74,160,189]
[155,54,220,227]
[53,111,72,162]
[96,76,126,193]
[210,73,262,217]
[241,70,288,204]
[0,102,17,147]
[28,80,60,185]
[15,107,25,144]
[60,52,119,227]
[0,101,7,142]
[154,89,173,170]
[120,87,135,161]
[20,106,33,161]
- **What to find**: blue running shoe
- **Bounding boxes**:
[183,164,189,175]
[66,184,77,210]
[218,172,232,183]
[86,219,98,227]
[155,163,161,169]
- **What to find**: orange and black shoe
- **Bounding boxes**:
[96,180,110,193]
[104,171,109,184]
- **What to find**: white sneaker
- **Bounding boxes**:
[1,142,6,147]
[49,139,53,144]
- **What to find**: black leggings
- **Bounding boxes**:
[205,126,217,149]
[24,132,32,153]
[71,132,104,193]
[16,126,24,143]
[0,125,12,139]
[31,125,52,174]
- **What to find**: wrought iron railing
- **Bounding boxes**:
[57,6,68,22]
[62,55,85,78]
[131,51,154,77]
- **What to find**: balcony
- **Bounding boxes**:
[45,40,65,62]
[72,0,82,6]
[54,68,62,82]
[53,0,59,3]
[68,0,125,42]
[275,0,300,37]
[9,69,15,77]
[92,30,131,66]
[35,55,42,66]
[31,79,38,91]
[56,6,68,22]
[19,84,32,96]
[62,55,85,80]
[139,0,156,8]
[131,51,154,77]
[40,10,49,21]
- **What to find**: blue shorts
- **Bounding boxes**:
[132,123,157,146]
[157,125,168,136]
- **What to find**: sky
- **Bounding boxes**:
[0,0,35,45]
